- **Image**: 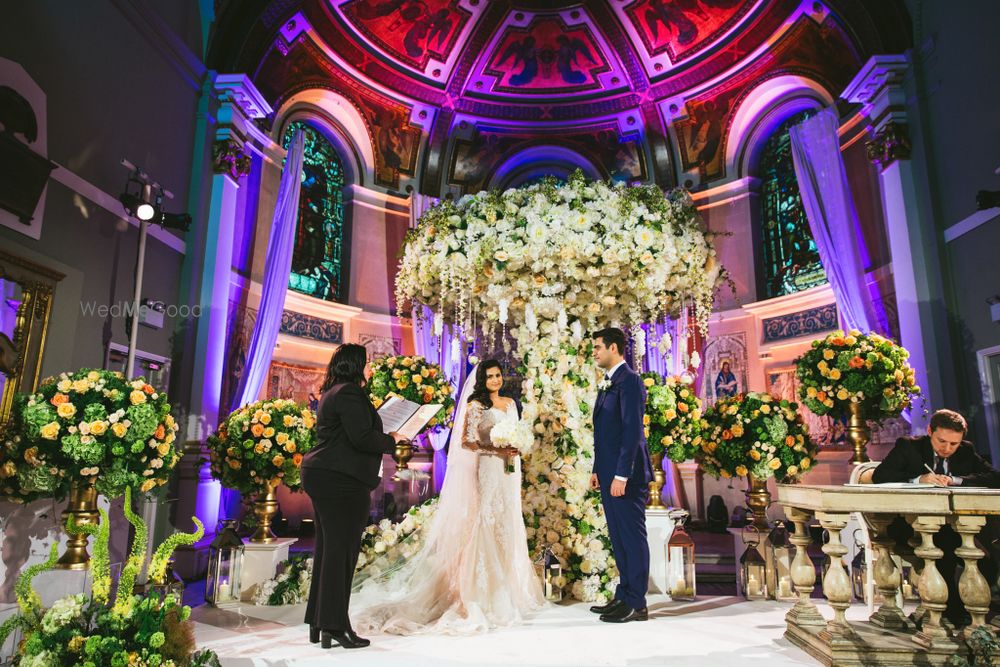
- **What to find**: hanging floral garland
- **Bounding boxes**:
[395,171,724,601]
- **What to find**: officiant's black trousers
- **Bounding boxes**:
[302,466,372,633]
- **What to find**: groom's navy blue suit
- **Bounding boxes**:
[593,362,653,611]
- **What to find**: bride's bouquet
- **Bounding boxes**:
[490,418,534,474]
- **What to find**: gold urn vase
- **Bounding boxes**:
[56,479,100,569]
[846,402,871,464]
[647,451,666,509]
[745,475,771,531]
[392,441,414,481]
[250,479,279,544]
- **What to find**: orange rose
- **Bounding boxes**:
[143,384,155,394]
[154,424,166,440]
[722,429,733,441]
[849,356,865,369]
[785,435,795,446]
[677,402,689,413]
[50,393,69,406]
[293,453,303,466]
[251,423,265,437]
[816,391,827,402]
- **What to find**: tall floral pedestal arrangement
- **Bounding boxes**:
[643,373,705,509]
[395,172,723,601]
[700,392,819,600]
[796,330,920,464]
[2,369,180,569]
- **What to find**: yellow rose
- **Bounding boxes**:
[800,457,812,469]
[90,421,107,436]
[786,465,799,476]
[302,412,315,429]
[401,358,413,368]
[283,414,295,427]
[818,361,829,372]
[643,414,650,426]
[643,378,655,388]
[284,442,297,453]
[731,424,744,437]
[691,409,702,420]
[769,458,781,470]
[264,427,275,438]
[822,349,835,360]
[157,443,170,457]
[735,465,748,477]
[276,432,288,445]
[412,374,423,385]
[829,369,842,381]
[661,435,673,445]
[665,409,677,420]
[228,459,242,470]
[396,379,408,389]
[40,422,60,440]
[760,404,771,414]
[129,390,147,405]
[56,403,77,419]
[111,422,128,438]
[261,413,272,425]
[140,480,157,493]
[57,379,72,392]
[806,387,818,398]
[836,389,849,401]
[750,449,762,461]
[71,379,90,393]
[721,469,732,479]
[86,371,100,381]
[272,455,285,468]
[372,397,384,409]
[0,461,15,478]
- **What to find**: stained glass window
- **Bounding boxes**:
[759,111,826,299]
[282,121,345,302]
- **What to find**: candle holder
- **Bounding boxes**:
[667,509,696,600]
[739,527,768,600]
[206,519,244,605]
[541,548,563,602]
[768,521,797,602]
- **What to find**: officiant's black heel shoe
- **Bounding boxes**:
[321,630,370,649]
[590,599,625,615]
[309,625,320,644]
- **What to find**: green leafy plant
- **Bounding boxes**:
[0,486,213,666]
[641,372,705,462]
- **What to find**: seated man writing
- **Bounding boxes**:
[872,409,1000,626]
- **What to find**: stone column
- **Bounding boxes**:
[909,515,957,649]
[842,56,952,431]
[785,507,825,628]
[949,515,990,632]
[867,513,908,629]
[173,74,273,578]
[817,512,855,639]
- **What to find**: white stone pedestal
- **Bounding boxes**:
[645,508,676,594]
[239,537,297,602]
[675,461,704,521]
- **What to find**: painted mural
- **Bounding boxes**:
[674,17,860,181]
[700,331,748,406]
[484,17,609,94]
[450,123,646,191]
[353,94,421,189]
[340,0,472,70]
[625,0,754,63]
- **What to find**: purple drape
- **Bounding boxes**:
[412,307,469,492]
[229,130,305,410]
[789,109,889,335]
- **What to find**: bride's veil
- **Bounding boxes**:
[352,366,481,591]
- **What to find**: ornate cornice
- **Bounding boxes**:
[866,121,911,167]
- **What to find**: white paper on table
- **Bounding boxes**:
[843,482,938,488]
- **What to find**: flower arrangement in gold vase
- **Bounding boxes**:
[795,330,920,462]
[207,399,317,542]
[699,392,818,528]
[366,355,455,432]
[641,372,705,509]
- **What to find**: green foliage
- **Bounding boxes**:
[642,373,705,461]
[947,626,1000,666]
[67,508,111,604]
[114,487,147,616]
[15,542,58,615]
[149,517,204,585]
[367,355,456,432]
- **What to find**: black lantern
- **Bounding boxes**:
[206,519,244,605]
[767,520,796,602]
[739,528,768,600]
[667,509,696,601]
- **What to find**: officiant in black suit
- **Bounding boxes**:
[872,409,1000,626]
[300,343,408,650]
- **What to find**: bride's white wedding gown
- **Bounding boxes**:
[350,400,545,635]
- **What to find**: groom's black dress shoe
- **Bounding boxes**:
[321,630,370,649]
[589,599,625,615]
[600,605,649,623]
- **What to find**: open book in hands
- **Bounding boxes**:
[377,396,443,441]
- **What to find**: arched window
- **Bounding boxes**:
[282,121,345,302]
[758,111,826,299]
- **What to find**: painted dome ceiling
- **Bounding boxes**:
[211,0,910,194]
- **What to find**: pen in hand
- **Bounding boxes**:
[923,463,950,486]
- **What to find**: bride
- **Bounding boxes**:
[350,359,545,635]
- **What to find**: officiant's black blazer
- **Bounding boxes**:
[300,382,397,489]
[872,435,1000,488]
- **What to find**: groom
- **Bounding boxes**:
[589,327,653,623]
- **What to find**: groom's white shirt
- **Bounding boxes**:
[603,359,630,483]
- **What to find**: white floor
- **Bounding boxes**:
[192,595,857,666]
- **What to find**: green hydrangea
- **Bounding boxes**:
[16,466,57,493]
[149,631,165,648]
[83,403,108,422]
[125,403,158,440]
[60,434,103,464]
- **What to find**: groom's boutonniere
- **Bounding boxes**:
[597,378,612,392]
